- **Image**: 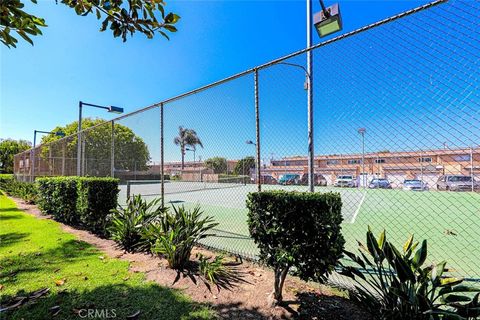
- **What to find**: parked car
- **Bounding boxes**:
[402,179,429,191]
[368,178,392,189]
[278,174,301,185]
[334,175,357,188]
[299,173,327,186]
[437,175,480,191]
[250,174,277,184]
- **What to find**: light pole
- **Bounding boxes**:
[185,147,197,181]
[185,147,196,164]
[358,128,366,189]
[246,140,260,190]
[32,130,65,181]
[77,101,123,176]
[273,0,341,192]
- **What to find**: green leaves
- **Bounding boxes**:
[1,0,179,48]
[412,239,427,268]
[0,139,31,173]
[150,205,218,270]
[246,191,345,303]
[108,195,166,252]
[342,229,480,320]
[60,0,181,42]
[0,0,46,48]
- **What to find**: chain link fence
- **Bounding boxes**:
[14,0,480,282]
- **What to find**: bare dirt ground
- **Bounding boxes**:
[12,197,373,320]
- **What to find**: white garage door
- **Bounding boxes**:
[416,173,440,190]
[386,173,407,188]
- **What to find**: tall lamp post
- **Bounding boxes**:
[358,128,366,188]
[31,130,65,181]
[246,140,260,190]
[185,147,196,164]
[77,101,123,176]
[272,0,341,192]
[185,147,197,181]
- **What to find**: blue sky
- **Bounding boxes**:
[2,0,479,163]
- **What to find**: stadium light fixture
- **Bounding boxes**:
[108,106,124,114]
[313,2,342,38]
[77,101,124,176]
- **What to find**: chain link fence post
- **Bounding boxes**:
[111,120,115,177]
[160,103,165,207]
[255,69,261,192]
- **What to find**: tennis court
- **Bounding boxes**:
[118,181,480,280]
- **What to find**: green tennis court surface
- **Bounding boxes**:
[118,182,480,281]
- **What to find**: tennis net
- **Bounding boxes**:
[125,177,250,198]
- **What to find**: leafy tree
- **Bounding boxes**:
[204,157,227,174]
[173,126,203,170]
[41,118,150,174]
[233,156,255,176]
[247,191,344,305]
[0,139,32,173]
[1,0,180,48]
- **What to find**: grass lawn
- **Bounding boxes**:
[0,194,214,320]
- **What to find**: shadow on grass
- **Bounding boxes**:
[0,239,97,286]
[0,208,22,214]
[1,283,214,320]
[0,232,30,248]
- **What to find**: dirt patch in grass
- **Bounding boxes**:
[12,197,373,320]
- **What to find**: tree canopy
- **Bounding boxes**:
[1,0,179,48]
[233,156,255,176]
[173,126,203,170]
[41,118,150,175]
[204,157,227,174]
[0,139,32,173]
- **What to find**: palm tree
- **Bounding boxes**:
[173,126,203,170]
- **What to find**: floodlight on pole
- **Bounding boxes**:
[313,2,342,38]
[77,101,124,176]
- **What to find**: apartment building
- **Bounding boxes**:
[264,147,480,188]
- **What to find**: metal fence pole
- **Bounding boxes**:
[23,152,27,181]
[254,69,261,192]
[471,147,474,192]
[77,101,82,176]
[61,140,66,176]
[306,0,314,192]
[31,131,37,182]
[160,103,165,207]
[111,120,115,177]
[82,138,86,176]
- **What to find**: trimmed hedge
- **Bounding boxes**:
[36,177,119,235]
[0,174,15,193]
[0,175,37,204]
[247,190,345,303]
[36,177,79,224]
[77,177,119,235]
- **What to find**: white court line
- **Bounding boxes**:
[350,190,367,224]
